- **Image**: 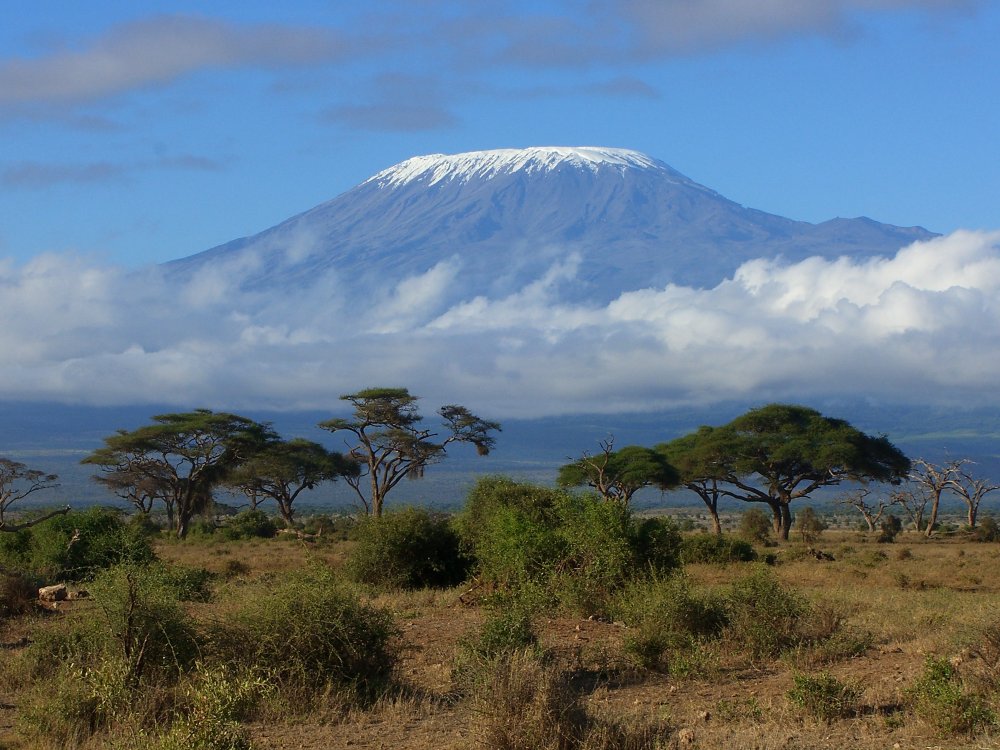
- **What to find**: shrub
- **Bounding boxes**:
[910,657,996,735]
[215,566,399,698]
[972,516,1000,542]
[614,575,724,676]
[795,506,827,544]
[738,507,772,544]
[460,478,683,615]
[680,533,756,565]
[88,563,201,687]
[470,648,672,750]
[1,571,38,619]
[725,567,807,663]
[0,507,155,581]
[218,509,278,540]
[347,506,469,590]
[161,564,216,602]
[787,672,861,721]
[877,514,902,543]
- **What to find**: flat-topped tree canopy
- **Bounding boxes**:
[716,403,910,539]
[558,440,679,506]
[83,409,278,538]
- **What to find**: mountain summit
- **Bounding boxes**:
[170,147,935,301]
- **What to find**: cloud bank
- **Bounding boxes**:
[3,230,998,417]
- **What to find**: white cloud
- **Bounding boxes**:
[1,230,998,416]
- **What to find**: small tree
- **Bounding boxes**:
[795,506,827,544]
[557,438,679,505]
[226,438,358,527]
[0,457,65,532]
[946,463,999,530]
[909,459,961,538]
[738,507,772,544]
[318,388,499,517]
[890,487,928,532]
[877,514,902,543]
[835,487,897,533]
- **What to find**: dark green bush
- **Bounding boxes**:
[215,566,399,697]
[218,509,278,541]
[738,508,772,544]
[459,478,683,615]
[680,533,757,565]
[455,476,564,561]
[0,507,155,581]
[347,506,469,590]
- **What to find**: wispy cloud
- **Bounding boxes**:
[0,230,997,416]
[2,154,229,188]
[0,15,349,106]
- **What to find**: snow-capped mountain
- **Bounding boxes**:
[169,147,934,301]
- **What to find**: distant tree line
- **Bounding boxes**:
[3,396,997,541]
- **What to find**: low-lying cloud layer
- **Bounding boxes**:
[3,229,998,417]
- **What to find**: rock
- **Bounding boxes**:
[38,584,67,602]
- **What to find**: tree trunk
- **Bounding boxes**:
[709,509,722,535]
[968,504,978,529]
[925,490,943,537]
[779,504,793,541]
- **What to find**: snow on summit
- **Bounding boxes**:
[365,147,665,189]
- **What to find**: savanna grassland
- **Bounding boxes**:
[2,489,1000,750]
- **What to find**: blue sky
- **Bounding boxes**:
[2,1,997,268]
[2,2,1000,417]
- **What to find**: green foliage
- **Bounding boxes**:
[613,574,725,675]
[161,563,216,602]
[346,506,469,590]
[725,567,808,663]
[738,507,772,543]
[89,563,202,686]
[787,672,862,721]
[680,533,757,565]
[460,478,682,615]
[218,509,278,540]
[215,566,399,697]
[154,665,272,750]
[910,657,997,735]
[557,442,679,504]
[0,506,155,581]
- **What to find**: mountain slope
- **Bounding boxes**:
[169,147,935,301]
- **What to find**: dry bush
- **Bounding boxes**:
[471,649,672,750]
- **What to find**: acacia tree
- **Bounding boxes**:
[0,457,65,532]
[557,438,679,506]
[714,404,910,540]
[225,438,358,528]
[657,426,734,535]
[909,459,961,537]
[84,410,277,538]
[318,388,500,517]
[946,462,999,530]
[836,487,898,532]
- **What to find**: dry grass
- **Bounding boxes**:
[2,528,1000,749]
